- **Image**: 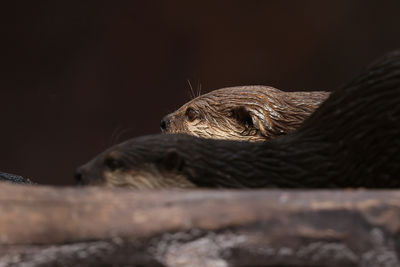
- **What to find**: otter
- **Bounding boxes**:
[76,50,400,189]
[0,172,33,184]
[160,86,330,141]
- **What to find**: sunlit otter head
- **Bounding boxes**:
[160,86,329,141]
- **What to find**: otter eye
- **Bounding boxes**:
[104,158,124,171]
[185,107,198,122]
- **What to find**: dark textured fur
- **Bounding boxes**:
[77,51,400,189]
[0,172,33,184]
[161,86,330,141]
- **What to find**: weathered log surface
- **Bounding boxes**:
[0,184,400,267]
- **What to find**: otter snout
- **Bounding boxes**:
[160,114,172,132]
[74,165,94,186]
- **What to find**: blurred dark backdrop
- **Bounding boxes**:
[2,1,400,185]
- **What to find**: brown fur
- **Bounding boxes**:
[161,86,330,141]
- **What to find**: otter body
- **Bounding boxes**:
[161,86,330,141]
[77,51,400,189]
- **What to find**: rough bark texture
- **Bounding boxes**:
[0,184,400,267]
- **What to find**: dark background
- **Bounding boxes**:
[2,1,400,185]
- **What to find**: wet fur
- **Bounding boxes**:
[162,86,330,141]
[77,50,400,189]
[0,172,33,184]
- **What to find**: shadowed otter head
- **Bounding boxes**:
[160,86,329,141]
[75,133,265,189]
[75,134,197,189]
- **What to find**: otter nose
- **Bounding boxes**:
[74,167,87,185]
[160,115,171,132]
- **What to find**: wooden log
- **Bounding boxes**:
[0,184,400,266]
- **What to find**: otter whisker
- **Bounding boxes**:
[113,127,135,145]
[196,81,202,97]
[109,124,123,147]
[187,79,196,100]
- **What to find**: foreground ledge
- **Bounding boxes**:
[0,184,399,267]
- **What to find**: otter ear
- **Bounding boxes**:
[231,106,268,136]
[159,149,185,172]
